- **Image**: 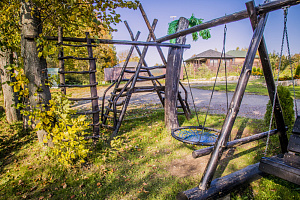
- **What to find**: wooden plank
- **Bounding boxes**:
[156,0,300,43]
[198,14,268,190]
[284,153,300,168]
[137,74,165,80]
[246,0,288,154]
[58,56,96,60]
[165,17,189,130]
[288,134,300,153]
[178,163,263,200]
[259,156,300,185]
[59,70,97,74]
[58,82,98,87]
[68,96,99,101]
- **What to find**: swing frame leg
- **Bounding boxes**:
[247,0,288,154]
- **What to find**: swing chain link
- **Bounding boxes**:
[265,7,289,155]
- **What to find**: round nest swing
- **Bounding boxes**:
[171,126,220,146]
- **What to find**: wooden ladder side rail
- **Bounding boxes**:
[247,0,288,153]
[86,32,100,136]
[198,13,268,190]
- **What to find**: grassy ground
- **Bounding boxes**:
[0,93,300,199]
[194,78,300,99]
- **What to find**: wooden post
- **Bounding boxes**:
[246,0,288,153]
[198,13,268,190]
[86,32,100,136]
[165,17,189,130]
[58,27,66,95]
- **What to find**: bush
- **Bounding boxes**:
[294,64,300,79]
[264,85,295,132]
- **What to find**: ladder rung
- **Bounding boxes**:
[137,74,165,80]
[140,65,166,70]
[111,92,127,97]
[101,124,114,130]
[76,110,100,115]
[58,43,97,47]
[133,86,165,93]
[105,106,122,113]
[115,87,130,92]
[108,99,125,106]
[59,82,98,87]
[124,69,148,73]
[68,96,99,101]
[103,114,114,119]
[58,56,96,60]
[59,70,97,74]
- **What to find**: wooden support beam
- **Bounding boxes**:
[198,13,268,190]
[246,0,288,153]
[58,27,66,95]
[156,0,300,43]
[177,163,264,200]
[24,35,190,49]
[192,129,278,158]
[165,17,189,130]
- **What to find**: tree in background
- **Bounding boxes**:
[0,0,139,125]
[117,49,140,63]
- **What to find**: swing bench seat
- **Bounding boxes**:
[259,116,300,185]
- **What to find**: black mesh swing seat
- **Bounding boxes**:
[171,126,220,146]
[259,116,300,185]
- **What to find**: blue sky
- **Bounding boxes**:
[111,0,300,66]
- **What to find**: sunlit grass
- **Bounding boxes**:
[0,92,299,199]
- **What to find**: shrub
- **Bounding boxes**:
[264,85,295,132]
[294,64,300,78]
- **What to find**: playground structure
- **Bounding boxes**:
[24,0,300,199]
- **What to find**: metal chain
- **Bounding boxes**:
[201,24,227,136]
[284,8,298,117]
[265,7,288,155]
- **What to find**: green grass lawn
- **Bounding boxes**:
[194,78,300,99]
[0,93,300,199]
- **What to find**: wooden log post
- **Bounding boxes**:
[58,27,66,95]
[198,13,268,190]
[165,17,189,130]
[246,0,288,153]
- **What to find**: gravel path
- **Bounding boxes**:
[73,84,300,120]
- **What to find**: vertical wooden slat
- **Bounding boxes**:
[165,17,189,130]
[86,32,99,136]
[58,27,66,95]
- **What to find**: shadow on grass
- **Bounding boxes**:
[0,110,33,174]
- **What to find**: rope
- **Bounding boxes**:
[201,24,227,136]
[265,7,288,155]
[183,61,201,127]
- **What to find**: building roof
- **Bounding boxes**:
[226,50,259,58]
[185,49,235,62]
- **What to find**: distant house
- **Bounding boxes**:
[184,49,234,68]
[184,49,261,69]
[226,50,261,67]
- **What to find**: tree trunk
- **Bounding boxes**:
[20,0,51,117]
[0,49,21,123]
[20,0,52,146]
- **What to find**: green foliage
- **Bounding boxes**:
[32,92,90,166]
[264,85,295,131]
[252,67,263,76]
[167,14,211,43]
[294,64,300,78]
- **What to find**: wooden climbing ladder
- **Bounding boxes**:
[101,5,191,138]
[57,27,100,137]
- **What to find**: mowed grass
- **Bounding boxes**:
[0,92,300,199]
[194,78,300,99]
